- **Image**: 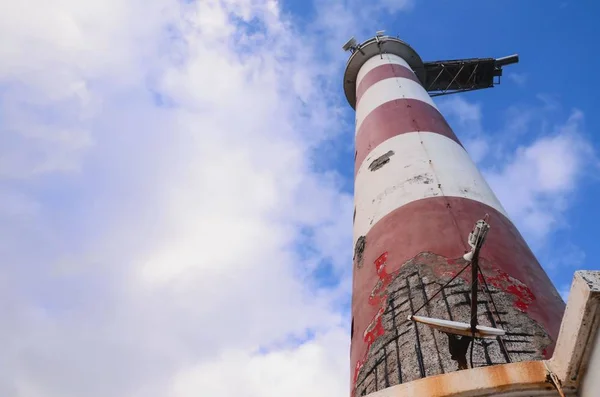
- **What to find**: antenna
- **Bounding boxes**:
[408,315,505,339]
[407,217,505,369]
[342,37,358,53]
[376,30,385,37]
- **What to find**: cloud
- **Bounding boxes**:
[507,72,528,86]
[536,93,561,111]
[438,95,482,125]
[484,109,595,243]
[378,0,414,13]
[544,242,587,273]
[440,95,597,246]
[169,327,349,397]
[438,96,488,162]
[0,0,368,396]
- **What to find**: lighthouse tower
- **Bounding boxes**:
[343,34,566,396]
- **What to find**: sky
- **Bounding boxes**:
[0,0,599,396]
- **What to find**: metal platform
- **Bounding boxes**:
[423,57,500,97]
[342,34,519,107]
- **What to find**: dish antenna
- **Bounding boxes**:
[342,37,359,53]
[408,216,506,369]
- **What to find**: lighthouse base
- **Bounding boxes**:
[361,271,600,397]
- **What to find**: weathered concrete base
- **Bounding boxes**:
[361,271,599,397]
[353,253,553,396]
[548,271,600,396]
[367,361,559,397]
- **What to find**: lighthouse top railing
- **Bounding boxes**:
[342,33,519,108]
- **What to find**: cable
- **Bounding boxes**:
[468,264,487,370]
[411,262,471,316]
[477,265,512,363]
[468,257,479,369]
[477,266,505,331]
[470,336,475,369]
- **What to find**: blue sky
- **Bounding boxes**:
[299,0,600,297]
[0,1,598,396]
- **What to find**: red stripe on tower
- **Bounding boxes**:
[343,36,565,397]
[354,99,460,177]
[356,63,421,103]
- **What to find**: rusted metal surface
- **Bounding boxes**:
[366,361,557,397]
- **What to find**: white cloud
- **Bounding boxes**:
[507,72,527,86]
[536,93,561,111]
[169,327,349,397]
[438,96,488,162]
[545,243,587,272]
[439,95,482,125]
[484,110,595,243]
[440,95,596,246]
[0,0,363,396]
[378,0,414,13]
[463,137,490,164]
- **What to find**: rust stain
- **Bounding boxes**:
[375,361,550,397]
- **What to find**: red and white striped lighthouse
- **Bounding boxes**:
[344,35,565,396]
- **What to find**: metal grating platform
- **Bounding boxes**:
[423,58,501,97]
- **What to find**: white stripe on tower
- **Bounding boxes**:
[356,54,412,84]
[355,78,438,133]
[353,50,506,247]
[353,132,508,245]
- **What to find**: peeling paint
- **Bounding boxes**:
[407,173,433,185]
[354,251,395,387]
[352,252,553,396]
[369,150,395,171]
[432,260,536,312]
[354,236,366,268]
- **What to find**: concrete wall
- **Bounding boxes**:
[581,325,600,397]
[355,271,599,397]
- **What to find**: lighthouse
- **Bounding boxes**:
[343,33,568,396]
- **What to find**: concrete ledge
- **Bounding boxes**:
[367,361,556,397]
[547,271,600,394]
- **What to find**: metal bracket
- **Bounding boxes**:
[544,361,567,397]
[423,58,506,97]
